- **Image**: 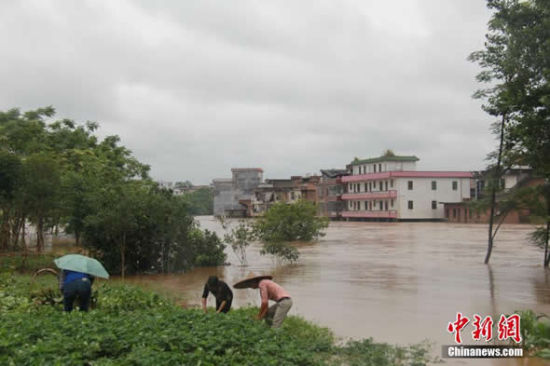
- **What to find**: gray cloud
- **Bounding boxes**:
[0,0,493,184]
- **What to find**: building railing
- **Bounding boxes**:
[341,190,397,200]
[341,210,398,219]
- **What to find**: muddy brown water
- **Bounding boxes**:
[123,216,550,366]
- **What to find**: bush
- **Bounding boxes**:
[518,310,550,359]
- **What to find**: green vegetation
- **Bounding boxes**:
[254,200,328,263]
[518,310,550,359]
[255,200,328,243]
[470,0,550,266]
[220,201,329,264]
[0,273,434,366]
[0,107,226,275]
[0,253,57,273]
[182,186,214,216]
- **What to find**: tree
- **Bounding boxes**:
[20,154,62,252]
[254,200,328,243]
[253,200,328,263]
[469,0,550,265]
[182,187,213,216]
[0,151,22,250]
[224,220,254,266]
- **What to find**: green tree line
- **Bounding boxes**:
[0,107,225,275]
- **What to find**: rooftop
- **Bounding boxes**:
[350,154,419,166]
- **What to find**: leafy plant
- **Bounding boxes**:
[1,274,435,365]
[518,310,550,359]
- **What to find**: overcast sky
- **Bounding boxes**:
[0,0,495,184]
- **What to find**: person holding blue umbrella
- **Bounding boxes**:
[54,254,109,312]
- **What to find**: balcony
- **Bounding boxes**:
[341,190,397,201]
[341,210,398,219]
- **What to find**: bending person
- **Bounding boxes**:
[201,276,233,313]
[59,270,94,312]
[234,273,292,328]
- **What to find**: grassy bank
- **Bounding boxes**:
[0,273,434,366]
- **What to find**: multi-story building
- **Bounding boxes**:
[317,169,348,218]
[250,175,321,216]
[341,154,472,221]
[212,168,263,217]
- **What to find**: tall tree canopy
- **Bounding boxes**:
[0,107,226,274]
[470,0,550,265]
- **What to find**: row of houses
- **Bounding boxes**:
[212,153,537,222]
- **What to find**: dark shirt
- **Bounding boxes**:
[202,280,233,303]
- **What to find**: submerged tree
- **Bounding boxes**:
[253,200,328,263]
[469,0,550,265]
[224,220,254,266]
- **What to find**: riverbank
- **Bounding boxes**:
[0,273,434,365]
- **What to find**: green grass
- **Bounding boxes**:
[0,273,435,366]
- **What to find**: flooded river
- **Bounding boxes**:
[125,217,550,366]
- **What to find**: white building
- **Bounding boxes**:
[341,154,472,220]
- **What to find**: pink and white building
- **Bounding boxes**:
[341,155,472,220]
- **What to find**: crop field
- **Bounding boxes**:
[0,273,434,366]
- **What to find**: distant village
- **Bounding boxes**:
[162,152,540,223]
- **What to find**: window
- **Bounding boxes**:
[408,200,414,210]
[364,183,367,192]
[431,181,437,190]
[391,199,394,207]
[369,182,372,191]
[452,181,458,191]
[390,179,394,188]
[379,181,383,190]
[364,201,368,210]
[374,164,377,173]
[385,181,388,191]
[379,163,382,172]
[432,201,437,210]
[408,181,413,190]
[384,201,388,210]
[379,201,383,210]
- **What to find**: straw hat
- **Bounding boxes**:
[233,272,273,289]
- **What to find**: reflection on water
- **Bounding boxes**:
[123,217,550,366]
